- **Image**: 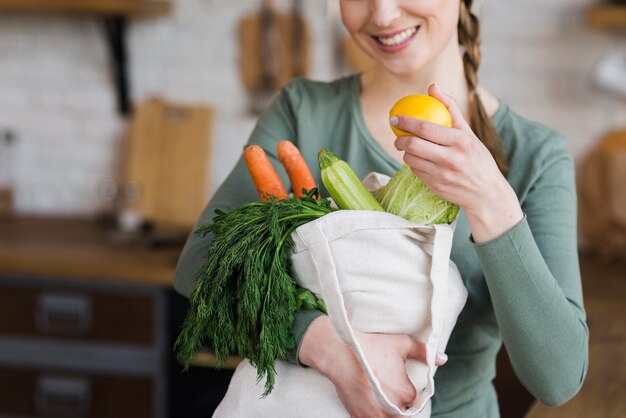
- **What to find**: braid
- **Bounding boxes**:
[458,0,508,172]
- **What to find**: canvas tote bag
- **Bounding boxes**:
[213,175,468,417]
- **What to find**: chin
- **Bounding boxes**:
[359,41,431,76]
[381,58,428,76]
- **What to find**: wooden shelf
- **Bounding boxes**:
[0,216,181,287]
[182,348,243,370]
[0,0,172,17]
[586,4,626,30]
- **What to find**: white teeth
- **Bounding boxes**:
[377,27,417,46]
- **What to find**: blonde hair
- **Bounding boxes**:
[458,0,508,172]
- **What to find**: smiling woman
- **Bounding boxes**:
[173,1,588,417]
[340,0,459,74]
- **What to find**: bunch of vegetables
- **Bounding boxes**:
[175,141,331,396]
[176,95,458,396]
[318,148,458,224]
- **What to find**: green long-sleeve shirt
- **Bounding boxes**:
[173,75,588,417]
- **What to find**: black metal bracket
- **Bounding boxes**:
[103,16,131,117]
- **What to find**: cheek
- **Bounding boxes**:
[419,0,460,18]
[421,1,460,47]
[339,1,367,35]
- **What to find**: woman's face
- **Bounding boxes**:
[340,0,461,75]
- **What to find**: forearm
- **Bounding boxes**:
[298,315,352,376]
[286,308,325,364]
[464,177,524,244]
[476,217,588,406]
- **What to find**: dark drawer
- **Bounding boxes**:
[0,285,154,345]
[0,366,152,418]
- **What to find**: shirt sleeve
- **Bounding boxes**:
[474,140,589,406]
[172,81,324,364]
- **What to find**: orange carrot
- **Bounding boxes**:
[243,145,289,202]
[276,140,316,198]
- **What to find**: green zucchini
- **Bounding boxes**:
[318,148,385,211]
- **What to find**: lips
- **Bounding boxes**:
[371,26,419,53]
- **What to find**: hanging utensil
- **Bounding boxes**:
[237,0,311,115]
[291,0,306,78]
[251,0,279,114]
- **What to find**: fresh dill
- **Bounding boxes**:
[175,189,333,395]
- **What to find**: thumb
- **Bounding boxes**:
[428,83,472,134]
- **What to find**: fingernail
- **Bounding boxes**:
[433,82,441,92]
[436,352,448,364]
[390,116,399,126]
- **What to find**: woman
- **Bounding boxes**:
[174,0,589,416]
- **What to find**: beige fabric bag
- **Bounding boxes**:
[213,174,468,417]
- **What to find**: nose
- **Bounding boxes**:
[370,0,402,28]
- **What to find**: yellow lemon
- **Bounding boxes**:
[389,94,452,137]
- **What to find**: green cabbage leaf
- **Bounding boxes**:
[373,165,459,225]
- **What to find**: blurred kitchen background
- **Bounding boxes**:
[0,0,624,417]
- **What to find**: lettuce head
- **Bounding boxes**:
[373,165,459,225]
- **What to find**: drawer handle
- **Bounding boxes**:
[35,293,92,336]
[35,375,92,417]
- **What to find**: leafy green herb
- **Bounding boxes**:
[296,287,327,313]
[175,189,334,396]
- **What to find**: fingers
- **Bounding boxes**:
[428,83,472,133]
[389,83,473,146]
[397,137,465,184]
[398,375,418,408]
[436,352,449,366]
[391,116,460,146]
[402,153,437,181]
[395,135,451,164]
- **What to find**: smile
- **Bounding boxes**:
[373,26,418,47]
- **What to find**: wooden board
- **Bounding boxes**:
[586,5,626,30]
[578,130,626,261]
[238,10,310,92]
[0,0,171,16]
[122,98,213,234]
[184,347,243,370]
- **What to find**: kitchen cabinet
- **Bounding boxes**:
[0,277,167,418]
[0,216,236,418]
[0,217,172,418]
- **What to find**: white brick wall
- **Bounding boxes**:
[0,0,624,215]
[481,0,626,159]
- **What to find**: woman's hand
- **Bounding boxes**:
[299,316,447,418]
[391,83,523,243]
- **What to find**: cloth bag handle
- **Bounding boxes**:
[297,217,453,416]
